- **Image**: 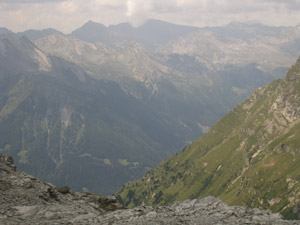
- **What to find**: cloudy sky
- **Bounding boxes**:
[1,0,300,33]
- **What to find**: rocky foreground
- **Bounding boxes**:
[0,153,299,225]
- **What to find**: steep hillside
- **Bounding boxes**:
[116,57,300,219]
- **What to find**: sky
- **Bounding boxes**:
[0,0,300,33]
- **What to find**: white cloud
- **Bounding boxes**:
[126,0,153,27]
[92,0,122,8]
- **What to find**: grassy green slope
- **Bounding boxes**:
[115,57,300,219]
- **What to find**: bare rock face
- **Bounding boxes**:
[0,153,124,224]
[0,153,298,224]
[0,154,16,172]
[98,197,300,225]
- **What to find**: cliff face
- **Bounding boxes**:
[0,153,298,224]
[116,58,300,219]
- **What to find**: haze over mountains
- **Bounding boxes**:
[0,19,300,196]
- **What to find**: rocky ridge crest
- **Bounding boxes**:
[0,153,298,224]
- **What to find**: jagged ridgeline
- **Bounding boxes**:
[115,57,300,219]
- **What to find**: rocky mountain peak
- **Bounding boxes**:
[116,40,170,83]
[17,28,63,41]
[36,33,98,55]
[0,153,16,173]
[119,40,144,52]
[83,20,107,29]
[0,27,12,35]
[0,153,125,224]
[0,33,52,72]
[70,20,111,44]
[0,33,33,51]
[35,33,114,73]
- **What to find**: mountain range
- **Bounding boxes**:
[0,19,300,196]
[0,33,184,195]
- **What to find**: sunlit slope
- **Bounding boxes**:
[116,57,300,219]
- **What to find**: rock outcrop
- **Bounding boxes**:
[0,153,124,224]
[0,153,298,224]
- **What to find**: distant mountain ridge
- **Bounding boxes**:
[0,27,12,35]
[116,57,300,219]
[17,19,300,77]
[67,19,300,80]
[18,28,63,41]
[70,19,199,49]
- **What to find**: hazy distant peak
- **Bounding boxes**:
[0,32,18,40]
[226,21,263,27]
[0,27,12,35]
[17,28,63,41]
[0,33,52,72]
[35,33,77,51]
[110,19,188,29]
[141,19,198,29]
[141,19,174,26]
[82,20,107,29]
[0,33,34,50]
[108,22,134,32]
[36,32,112,51]
[22,28,62,33]
[20,35,36,48]
[70,20,111,44]
[117,40,149,64]
[38,32,72,43]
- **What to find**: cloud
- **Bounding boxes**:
[262,0,300,10]
[0,0,300,33]
[122,0,300,29]
[0,0,65,3]
[126,0,153,27]
[0,0,128,32]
